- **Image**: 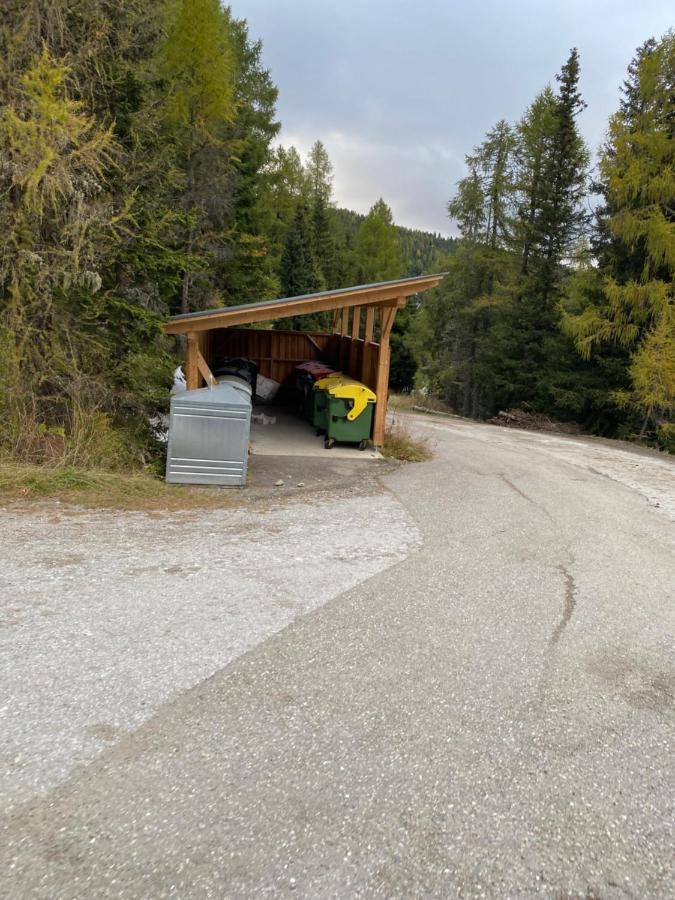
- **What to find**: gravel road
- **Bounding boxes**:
[1,417,674,899]
[1,489,419,811]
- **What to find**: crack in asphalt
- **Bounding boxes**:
[495,471,579,647]
[496,471,579,648]
[499,472,536,505]
[549,563,578,645]
[498,471,561,533]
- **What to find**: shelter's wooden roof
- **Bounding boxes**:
[164,273,445,334]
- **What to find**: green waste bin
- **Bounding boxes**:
[312,372,343,434]
[314,375,376,450]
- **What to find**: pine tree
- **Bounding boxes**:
[620,38,658,122]
[266,145,307,261]
[512,87,558,277]
[219,11,281,305]
[592,39,660,288]
[0,0,253,464]
[334,208,456,276]
[304,140,333,207]
[157,0,236,313]
[354,199,403,282]
[352,198,410,387]
[566,32,675,447]
[0,48,121,462]
[424,121,517,414]
[420,52,592,420]
[446,118,516,253]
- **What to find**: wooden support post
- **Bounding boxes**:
[195,347,215,387]
[361,305,374,385]
[379,304,397,339]
[186,333,200,390]
[371,301,399,447]
[351,306,361,340]
[348,307,361,378]
[364,306,375,343]
[332,308,341,333]
[341,307,349,336]
[185,331,215,390]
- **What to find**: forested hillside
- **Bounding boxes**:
[0,2,672,471]
[416,38,674,450]
[334,209,456,276]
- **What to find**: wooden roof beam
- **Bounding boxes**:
[164,275,444,335]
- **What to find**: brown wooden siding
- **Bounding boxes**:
[206,328,381,392]
[207,329,334,386]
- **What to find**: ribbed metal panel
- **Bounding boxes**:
[166,384,251,486]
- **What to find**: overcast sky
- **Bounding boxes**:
[234,0,672,236]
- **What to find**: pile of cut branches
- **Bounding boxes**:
[487,409,581,434]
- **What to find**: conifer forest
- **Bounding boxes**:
[1,2,673,469]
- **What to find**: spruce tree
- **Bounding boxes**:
[499,50,590,410]
[280,205,321,297]
[303,141,342,290]
[312,198,340,290]
[279,204,324,329]
[447,166,486,242]
[425,121,517,415]
[544,48,589,265]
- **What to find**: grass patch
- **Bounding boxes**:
[0,462,232,511]
[389,392,455,416]
[381,423,433,463]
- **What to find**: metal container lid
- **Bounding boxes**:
[216,374,253,400]
[170,383,251,410]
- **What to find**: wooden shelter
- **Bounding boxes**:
[163,273,445,446]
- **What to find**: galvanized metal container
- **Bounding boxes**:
[166,384,251,486]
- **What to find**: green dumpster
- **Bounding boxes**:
[312,372,343,434]
[314,375,376,450]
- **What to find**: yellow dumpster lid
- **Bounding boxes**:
[313,372,343,389]
[316,376,376,421]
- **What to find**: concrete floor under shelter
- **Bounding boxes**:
[248,406,382,460]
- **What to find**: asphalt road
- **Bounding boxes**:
[2,417,674,899]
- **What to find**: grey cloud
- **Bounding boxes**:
[235,0,673,234]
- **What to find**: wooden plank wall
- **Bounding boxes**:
[324,335,380,392]
[206,328,381,389]
[207,329,333,385]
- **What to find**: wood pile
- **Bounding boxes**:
[487,409,581,434]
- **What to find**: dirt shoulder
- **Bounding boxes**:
[0,454,398,515]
